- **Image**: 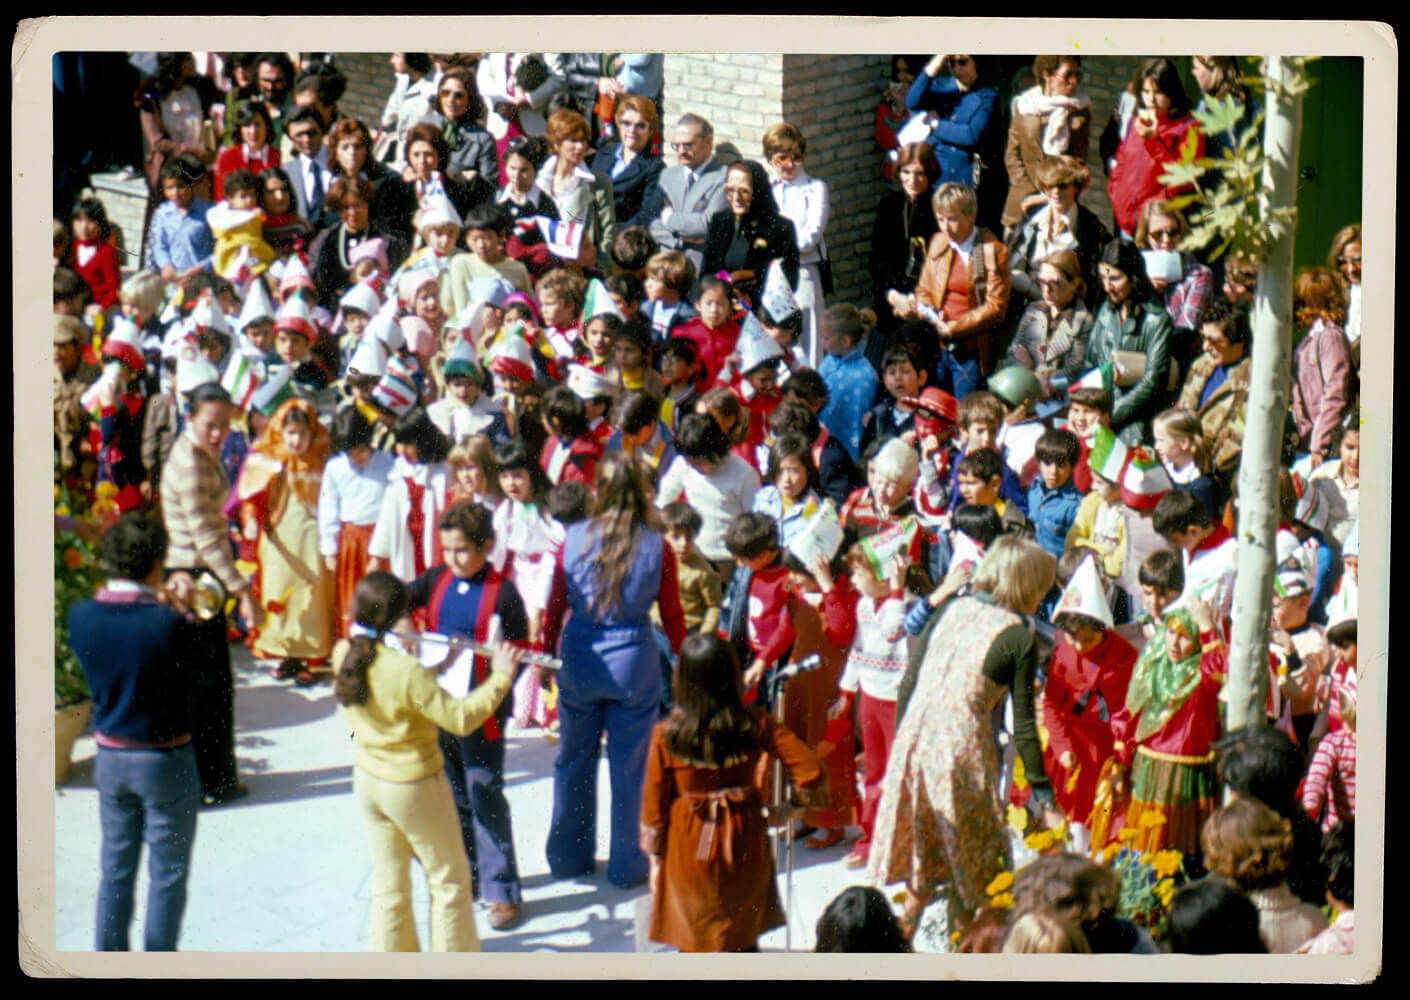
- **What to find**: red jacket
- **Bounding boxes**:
[213,143,282,202]
[1107,110,1203,236]
[539,433,602,487]
[672,316,740,390]
[69,240,120,309]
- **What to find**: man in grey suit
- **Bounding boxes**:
[648,113,729,278]
[284,106,335,229]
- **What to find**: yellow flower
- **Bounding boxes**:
[96,481,118,500]
[1101,841,1123,864]
[1151,850,1183,879]
[92,499,118,519]
[1117,825,1140,842]
[1025,830,1056,851]
[1155,878,1176,908]
[950,931,961,943]
[985,872,1014,896]
[990,892,1014,909]
[1139,810,1168,830]
[55,505,70,518]
[1007,804,1029,835]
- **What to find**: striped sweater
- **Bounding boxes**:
[1302,727,1356,833]
[838,592,911,702]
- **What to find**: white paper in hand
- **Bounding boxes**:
[787,499,845,567]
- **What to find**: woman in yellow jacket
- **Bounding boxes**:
[333,570,523,952]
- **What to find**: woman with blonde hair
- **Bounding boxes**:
[1201,798,1329,952]
[541,451,688,888]
[867,535,1060,941]
[1001,910,1091,953]
[235,397,335,685]
[590,93,664,231]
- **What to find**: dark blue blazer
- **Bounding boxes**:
[592,144,667,232]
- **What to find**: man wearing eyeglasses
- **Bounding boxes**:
[647,113,729,279]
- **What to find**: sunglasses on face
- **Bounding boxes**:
[1149,228,1180,240]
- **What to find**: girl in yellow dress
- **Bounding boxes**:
[237,397,335,684]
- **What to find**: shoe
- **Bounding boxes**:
[843,847,869,869]
[272,659,300,680]
[201,782,250,807]
[804,828,844,850]
[294,667,321,687]
[487,902,522,931]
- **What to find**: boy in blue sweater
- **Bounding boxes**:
[1028,428,1084,559]
[66,514,201,952]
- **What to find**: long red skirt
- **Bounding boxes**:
[334,521,375,640]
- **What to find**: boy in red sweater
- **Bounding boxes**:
[724,512,796,710]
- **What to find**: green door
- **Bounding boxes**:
[1292,57,1364,272]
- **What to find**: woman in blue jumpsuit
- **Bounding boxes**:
[541,452,688,888]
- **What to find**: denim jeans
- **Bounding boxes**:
[94,744,200,951]
[933,350,981,402]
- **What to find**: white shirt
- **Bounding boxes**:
[952,227,979,268]
[655,454,761,561]
[769,168,829,262]
[317,450,396,556]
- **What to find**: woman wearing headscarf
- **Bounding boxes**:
[235,397,335,684]
[1105,599,1226,856]
[702,159,800,310]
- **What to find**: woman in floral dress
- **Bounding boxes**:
[867,536,1061,939]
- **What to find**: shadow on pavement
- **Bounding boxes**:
[212,764,354,808]
[234,684,340,732]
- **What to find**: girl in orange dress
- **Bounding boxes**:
[236,397,334,683]
[641,633,824,952]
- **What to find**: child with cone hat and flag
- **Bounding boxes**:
[91,317,151,512]
[1037,554,1139,855]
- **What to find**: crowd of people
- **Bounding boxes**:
[56,50,1362,958]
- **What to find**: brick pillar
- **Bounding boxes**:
[662,53,890,309]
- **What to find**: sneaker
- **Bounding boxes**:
[487,902,522,930]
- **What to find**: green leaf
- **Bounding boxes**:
[1194,94,1246,137]
[1158,159,1206,191]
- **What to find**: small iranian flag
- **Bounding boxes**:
[534,216,585,259]
[221,352,260,411]
[858,516,921,582]
[1072,362,1117,394]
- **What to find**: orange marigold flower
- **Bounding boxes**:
[63,547,83,569]
[990,892,1015,909]
[985,871,1014,896]
[1139,810,1168,829]
[1151,850,1183,879]
[1101,841,1124,864]
[1117,825,1141,842]
[1025,830,1056,851]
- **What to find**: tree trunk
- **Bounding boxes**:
[1224,58,1305,734]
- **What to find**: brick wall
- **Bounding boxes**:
[1074,56,1144,232]
[330,53,397,131]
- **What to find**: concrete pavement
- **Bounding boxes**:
[54,644,902,956]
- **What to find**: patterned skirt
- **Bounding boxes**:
[1125,746,1218,856]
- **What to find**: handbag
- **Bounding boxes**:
[818,247,835,295]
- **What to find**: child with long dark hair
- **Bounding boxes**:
[334,571,522,951]
[640,633,823,952]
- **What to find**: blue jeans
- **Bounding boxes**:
[94,744,200,951]
[437,725,522,904]
[934,350,981,401]
[546,689,657,889]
